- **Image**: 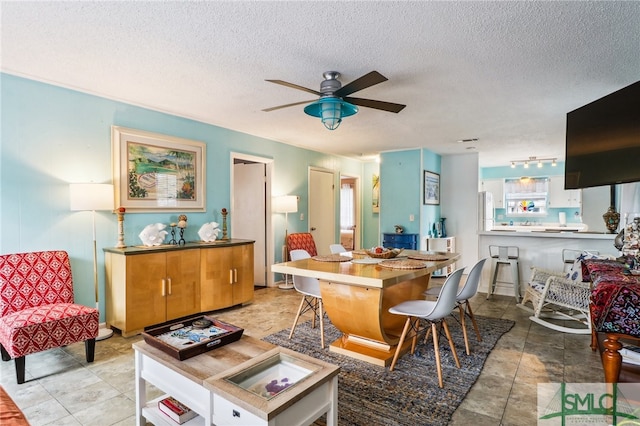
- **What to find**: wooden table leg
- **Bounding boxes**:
[601,334,623,383]
[320,275,431,366]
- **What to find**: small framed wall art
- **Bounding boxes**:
[423,170,440,205]
[112,126,206,212]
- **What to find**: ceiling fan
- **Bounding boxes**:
[263,71,406,130]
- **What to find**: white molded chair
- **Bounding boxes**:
[288,249,325,348]
[329,244,347,254]
[454,258,488,355]
[424,258,488,355]
[388,267,465,387]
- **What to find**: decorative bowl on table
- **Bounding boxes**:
[365,247,404,259]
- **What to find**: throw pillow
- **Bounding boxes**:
[565,251,612,282]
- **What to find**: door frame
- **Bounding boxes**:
[340,174,361,250]
[230,152,274,286]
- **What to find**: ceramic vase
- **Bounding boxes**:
[440,218,447,238]
[603,206,620,234]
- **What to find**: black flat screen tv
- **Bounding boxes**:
[565,80,640,190]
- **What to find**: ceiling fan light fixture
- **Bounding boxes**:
[304,98,358,130]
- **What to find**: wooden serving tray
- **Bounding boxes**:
[142,315,244,360]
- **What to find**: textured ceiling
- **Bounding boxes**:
[2,1,639,166]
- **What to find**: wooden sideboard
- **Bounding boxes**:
[104,240,254,337]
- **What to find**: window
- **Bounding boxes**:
[504,177,549,216]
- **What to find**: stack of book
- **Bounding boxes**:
[620,343,640,366]
[158,396,198,424]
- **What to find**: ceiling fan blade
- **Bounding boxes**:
[344,97,406,113]
[265,79,321,96]
[262,99,315,112]
[334,71,388,97]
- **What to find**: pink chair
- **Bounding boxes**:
[286,233,318,258]
[0,251,99,384]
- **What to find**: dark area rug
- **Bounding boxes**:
[262,315,514,426]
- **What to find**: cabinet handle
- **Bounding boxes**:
[234,268,238,283]
[161,279,166,296]
[229,269,234,284]
[167,277,172,295]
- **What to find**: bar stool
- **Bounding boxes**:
[486,245,521,302]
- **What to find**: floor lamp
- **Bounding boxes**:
[70,183,115,341]
[274,195,298,290]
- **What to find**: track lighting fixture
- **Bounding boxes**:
[509,156,557,168]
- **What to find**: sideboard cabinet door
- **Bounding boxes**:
[165,249,201,320]
[200,244,254,312]
[124,253,168,333]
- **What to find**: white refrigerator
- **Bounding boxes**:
[478,191,495,231]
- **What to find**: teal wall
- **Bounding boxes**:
[380,150,421,238]
[379,148,441,245]
[0,73,372,319]
[421,148,442,237]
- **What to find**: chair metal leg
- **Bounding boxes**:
[290,295,325,348]
[442,320,461,369]
[487,259,498,299]
[511,260,521,302]
[310,298,317,329]
[466,301,482,342]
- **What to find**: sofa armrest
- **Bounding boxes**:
[0,385,29,425]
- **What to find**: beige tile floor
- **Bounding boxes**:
[0,282,604,425]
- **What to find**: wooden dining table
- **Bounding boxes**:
[271,251,460,366]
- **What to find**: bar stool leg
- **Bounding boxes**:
[487,258,499,299]
[511,260,521,302]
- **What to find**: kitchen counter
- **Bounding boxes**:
[480,230,615,240]
[478,231,617,298]
[490,223,588,233]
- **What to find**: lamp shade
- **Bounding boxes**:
[70,183,114,211]
[304,98,358,130]
[273,195,298,214]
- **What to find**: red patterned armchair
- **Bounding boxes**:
[0,251,99,384]
[287,233,318,258]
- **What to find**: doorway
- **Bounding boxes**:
[231,153,273,286]
[339,175,360,250]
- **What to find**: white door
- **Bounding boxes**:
[309,168,335,256]
[233,160,267,286]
